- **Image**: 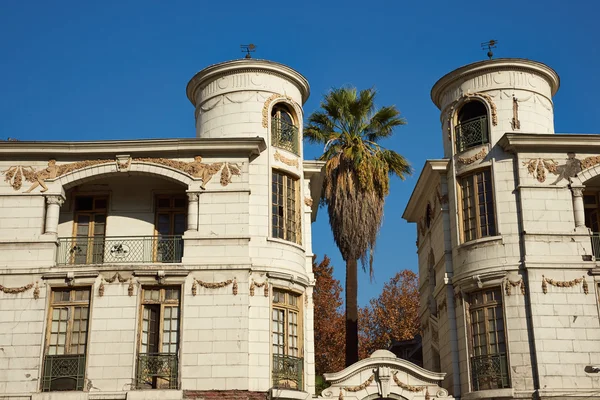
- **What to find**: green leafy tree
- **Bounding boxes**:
[305,87,411,366]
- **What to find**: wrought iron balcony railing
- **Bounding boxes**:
[57,235,183,265]
[136,353,178,390]
[591,233,600,259]
[470,353,510,391]
[456,116,488,152]
[271,117,299,155]
[272,354,303,391]
[42,354,86,392]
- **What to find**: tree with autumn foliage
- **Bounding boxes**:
[313,255,345,375]
[359,270,420,358]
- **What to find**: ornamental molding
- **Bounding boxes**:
[98,272,130,297]
[522,152,600,185]
[1,156,242,192]
[249,279,269,297]
[542,275,588,294]
[0,281,39,299]
[262,93,297,128]
[273,150,299,168]
[192,278,238,295]
[457,148,487,165]
[444,92,498,139]
[504,277,525,296]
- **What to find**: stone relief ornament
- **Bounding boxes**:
[0,281,37,297]
[542,275,588,295]
[304,196,313,207]
[249,279,269,297]
[262,93,296,128]
[392,371,424,392]
[192,278,238,295]
[504,277,525,296]
[445,92,498,139]
[457,148,487,165]
[274,151,299,168]
[523,153,585,185]
[511,96,521,130]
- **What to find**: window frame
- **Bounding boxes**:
[72,195,108,264]
[458,168,496,243]
[271,170,302,245]
[271,103,299,155]
[454,100,490,153]
[137,286,181,355]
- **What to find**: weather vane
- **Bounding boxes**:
[241,44,256,59]
[481,40,498,60]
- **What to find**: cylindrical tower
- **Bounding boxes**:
[431,58,560,158]
[186,59,310,141]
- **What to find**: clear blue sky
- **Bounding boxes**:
[2,1,599,306]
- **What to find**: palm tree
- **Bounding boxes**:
[304,87,411,367]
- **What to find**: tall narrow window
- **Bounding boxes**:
[460,169,496,242]
[468,288,510,391]
[155,195,186,263]
[72,196,107,264]
[271,105,299,155]
[136,287,180,389]
[272,171,301,244]
[272,289,303,390]
[455,101,488,152]
[428,251,437,317]
[42,288,90,392]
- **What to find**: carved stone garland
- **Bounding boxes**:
[98,272,129,297]
[457,148,487,165]
[274,151,299,168]
[542,275,588,294]
[250,279,269,297]
[0,281,39,299]
[338,374,375,399]
[505,277,525,296]
[392,372,424,392]
[522,158,558,183]
[192,278,238,295]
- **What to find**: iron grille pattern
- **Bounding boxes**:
[272,117,299,155]
[456,116,488,152]
[136,353,178,389]
[42,354,86,392]
[470,353,510,391]
[272,354,303,391]
[591,233,600,259]
[57,235,183,265]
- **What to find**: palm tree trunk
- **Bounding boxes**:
[345,258,358,366]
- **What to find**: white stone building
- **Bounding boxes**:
[403,58,600,399]
[0,58,326,400]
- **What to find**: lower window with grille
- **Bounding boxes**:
[136,287,180,389]
[42,288,90,391]
[467,288,510,391]
[272,289,304,390]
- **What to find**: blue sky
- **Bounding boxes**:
[1,1,599,306]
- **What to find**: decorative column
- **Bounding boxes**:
[45,195,64,234]
[571,185,585,228]
[187,192,199,231]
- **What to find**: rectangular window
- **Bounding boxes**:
[272,171,301,244]
[460,169,496,242]
[72,196,108,264]
[136,287,180,389]
[272,289,303,390]
[42,288,90,392]
[467,288,510,391]
[154,195,186,263]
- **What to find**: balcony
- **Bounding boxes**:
[136,353,178,389]
[42,354,86,392]
[272,354,303,391]
[470,353,510,391]
[272,117,299,155]
[456,116,488,152]
[57,235,183,265]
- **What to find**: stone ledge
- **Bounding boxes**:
[268,389,310,400]
[183,390,267,400]
[462,388,514,400]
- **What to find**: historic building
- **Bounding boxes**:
[403,58,600,399]
[0,58,326,400]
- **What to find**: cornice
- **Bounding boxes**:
[431,58,560,109]
[186,59,310,105]
[498,133,600,153]
[0,137,266,158]
[402,159,449,222]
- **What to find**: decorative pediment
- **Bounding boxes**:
[320,350,453,400]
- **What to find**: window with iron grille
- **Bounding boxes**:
[271,105,299,155]
[272,170,301,244]
[42,288,90,392]
[459,169,496,242]
[455,101,489,152]
[272,289,303,390]
[136,287,180,389]
[467,288,510,391]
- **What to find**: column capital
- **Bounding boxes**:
[187,192,200,202]
[570,185,585,197]
[46,195,65,206]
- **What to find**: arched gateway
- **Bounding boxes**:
[319,350,453,400]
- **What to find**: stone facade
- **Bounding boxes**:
[403,58,600,399]
[0,59,323,400]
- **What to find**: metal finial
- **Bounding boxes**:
[241,44,256,59]
[481,40,498,60]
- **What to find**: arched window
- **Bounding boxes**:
[271,104,299,155]
[455,100,488,152]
